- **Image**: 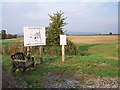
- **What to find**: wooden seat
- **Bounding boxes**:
[11,52,34,73]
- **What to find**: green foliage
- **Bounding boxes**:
[43,46,61,55]
[65,39,78,55]
[6,34,17,39]
[0,30,17,39]
[46,11,67,46]
[109,32,112,35]
[45,11,78,55]
[0,30,7,39]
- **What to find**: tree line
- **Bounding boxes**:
[0,30,17,39]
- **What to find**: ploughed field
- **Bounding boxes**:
[67,35,118,44]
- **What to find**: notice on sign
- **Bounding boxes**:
[24,27,46,46]
[60,35,67,45]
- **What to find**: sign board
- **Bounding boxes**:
[24,27,46,46]
[60,35,67,45]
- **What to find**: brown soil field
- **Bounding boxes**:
[67,35,119,44]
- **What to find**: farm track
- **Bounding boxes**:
[2,71,119,88]
[2,70,29,88]
[44,75,119,88]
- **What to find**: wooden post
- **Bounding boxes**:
[39,46,43,64]
[27,46,30,60]
[62,45,65,62]
[27,46,30,54]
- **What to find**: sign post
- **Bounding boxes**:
[39,46,43,64]
[62,45,65,62]
[27,46,30,60]
[60,35,67,62]
[24,27,46,64]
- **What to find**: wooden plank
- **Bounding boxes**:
[14,60,26,62]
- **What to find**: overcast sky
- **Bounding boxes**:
[0,0,119,34]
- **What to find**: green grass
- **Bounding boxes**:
[67,55,118,77]
[1,38,119,87]
[88,43,118,60]
[2,55,118,87]
[1,37,23,42]
[1,38,22,47]
[2,55,11,70]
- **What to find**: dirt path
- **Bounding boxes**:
[2,70,29,88]
[2,71,119,88]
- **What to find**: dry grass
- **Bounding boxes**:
[67,35,118,44]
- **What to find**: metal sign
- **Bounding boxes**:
[24,27,46,46]
[60,35,67,45]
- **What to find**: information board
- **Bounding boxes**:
[24,27,46,46]
[60,35,67,45]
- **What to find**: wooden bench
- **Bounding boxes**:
[11,52,34,73]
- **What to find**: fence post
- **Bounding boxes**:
[27,46,30,60]
[40,46,43,64]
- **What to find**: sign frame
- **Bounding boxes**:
[24,27,46,46]
[60,35,67,45]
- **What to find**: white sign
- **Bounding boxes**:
[60,35,67,45]
[24,27,46,46]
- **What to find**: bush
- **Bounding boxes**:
[6,34,17,39]
[65,40,78,55]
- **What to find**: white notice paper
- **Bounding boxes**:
[60,35,67,45]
